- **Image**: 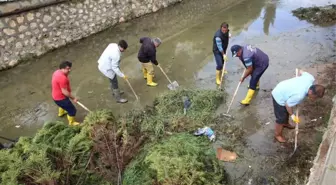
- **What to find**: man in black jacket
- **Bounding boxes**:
[213,22,231,85]
[138,37,161,87]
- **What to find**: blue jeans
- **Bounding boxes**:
[213,52,224,70]
[249,65,268,90]
[54,97,76,116]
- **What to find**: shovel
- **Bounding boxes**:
[222,68,246,118]
[158,65,179,90]
[0,136,16,143]
[290,68,300,157]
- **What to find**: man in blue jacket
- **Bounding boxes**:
[272,70,325,142]
[213,22,231,85]
[138,37,162,87]
[231,44,269,105]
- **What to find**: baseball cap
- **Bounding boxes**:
[231,45,242,57]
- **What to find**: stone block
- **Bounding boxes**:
[18,25,28,32]
[3,28,16,36]
[27,13,34,21]
[43,15,52,23]
[9,20,16,28]
[16,16,25,24]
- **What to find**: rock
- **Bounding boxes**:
[119,17,125,22]
[19,34,24,39]
[56,16,61,21]
[25,31,32,36]
[16,16,25,24]
[0,40,6,46]
[27,13,34,21]
[0,20,4,29]
[30,38,37,46]
[43,15,52,23]
[18,25,28,32]
[36,12,41,18]
[3,28,15,36]
[8,37,15,43]
[16,42,23,49]
[9,60,19,67]
[30,22,37,29]
[9,20,16,28]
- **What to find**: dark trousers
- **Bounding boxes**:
[109,75,118,90]
[249,65,268,90]
[54,98,76,116]
[213,52,224,70]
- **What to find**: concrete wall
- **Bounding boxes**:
[307,95,336,185]
[0,0,183,70]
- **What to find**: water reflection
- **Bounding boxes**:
[263,1,277,35]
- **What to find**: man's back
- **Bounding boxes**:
[51,70,69,101]
[98,43,120,66]
[272,72,315,107]
[138,37,155,60]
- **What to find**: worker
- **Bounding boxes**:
[271,70,325,142]
[137,37,162,87]
[213,22,231,85]
[51,61,80,126]
[98,40,128,103]
[230,44,269,105]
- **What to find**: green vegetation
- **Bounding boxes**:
[0,89,246,185]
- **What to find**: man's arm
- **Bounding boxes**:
[148,47,158,65]
[111,57,125,78]
[59,78,77,102]
[61,88,77,102]
[240,58,253,82]
[215,37,224,55]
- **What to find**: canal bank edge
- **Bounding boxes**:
[307,95,336,185]
[0,0,183,71]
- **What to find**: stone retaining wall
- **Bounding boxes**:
[0,0,183,70]
[307,95,336,185]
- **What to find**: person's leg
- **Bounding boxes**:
[214,52,224,85]
[272,96,289,142]
[110,76,127,103]
[55,98,79,126]
[144,62,157,87]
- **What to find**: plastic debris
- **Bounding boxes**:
[311,119,317,122]
[15,125,21,128]
[182,96,192,115]
[194,127,216,141]
[216,147,237,162]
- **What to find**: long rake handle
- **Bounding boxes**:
[294,68,299,150]
[158,65,173,84]
[125,79,139,101]
[226,68,246,114]
[77,101,91,112]
[219,61,227,89]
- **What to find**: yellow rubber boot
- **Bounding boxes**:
[147,74,158,87]
[216,70,222,85]
[142,67,147,79]
[67,115,80,126]
[240,89,255,105]
[58,108,67,117]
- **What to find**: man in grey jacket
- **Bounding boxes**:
[98,40,128,103]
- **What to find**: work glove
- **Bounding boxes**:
[223,54,228,62]
[123,75,128,80]
[291,114,300,124]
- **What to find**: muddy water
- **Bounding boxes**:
[0,0,335,184]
